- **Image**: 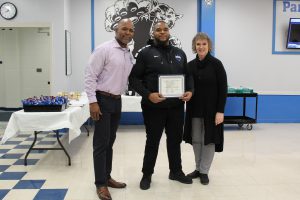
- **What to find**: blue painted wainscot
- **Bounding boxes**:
[120,95,300,125]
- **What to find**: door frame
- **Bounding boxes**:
[0,22,52,109]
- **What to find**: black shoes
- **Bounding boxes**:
[169,171,193,184]
[140,171,193,190]
[187,170,209,185]
[140,175,152,190]
[187,170,200,179]
[199,173,209,185]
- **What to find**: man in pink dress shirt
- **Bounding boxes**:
[85,18,134,200]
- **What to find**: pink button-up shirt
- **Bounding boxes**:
[85,39,135,103]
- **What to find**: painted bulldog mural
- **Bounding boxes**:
[104,0,183,57]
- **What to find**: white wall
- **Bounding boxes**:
[68,0,91,92]
[1,0,299,98]
[64,0,71,30]
[0,0,71,95]
[215,0,300,94]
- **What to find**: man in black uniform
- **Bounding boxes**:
[129,21,194,190]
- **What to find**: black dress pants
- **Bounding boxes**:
[141,103,184,176]
[93,94,121,187]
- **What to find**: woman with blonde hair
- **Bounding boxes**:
[183,32,227,185]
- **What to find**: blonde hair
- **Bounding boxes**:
[192,32,213,53]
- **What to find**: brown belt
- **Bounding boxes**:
[96,91,121,99]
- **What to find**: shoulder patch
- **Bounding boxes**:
[175,54,182,62]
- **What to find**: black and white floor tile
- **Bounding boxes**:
[1,123,300,200]
[0,126,68,200]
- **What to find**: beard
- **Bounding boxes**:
[115,37,132,47]
[154,35,170,46]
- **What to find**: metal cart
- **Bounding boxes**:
[224,93,258,130]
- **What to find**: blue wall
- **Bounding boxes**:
[197,0,215,46]
[257,95,300,123]
[120,95,300,124]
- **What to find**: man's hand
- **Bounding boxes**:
[90,102,102,121]
[148,93,166,103]
[180,91,192,102]
[215,112,224,126]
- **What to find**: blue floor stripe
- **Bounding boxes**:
[13,180,46,189]
[0,189,10,199]
[1,153,23,159]
[30,150,48,154]
[37,141,56,145]
[33,189,68,200]
[3,141,22,145]
[0,165,10,172]
[14,145,31,149]
[0,149,10,153]
[0,172,27,180]
[14,159,39,165]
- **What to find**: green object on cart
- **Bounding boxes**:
[228,86,254,94]
[227,87,236,93]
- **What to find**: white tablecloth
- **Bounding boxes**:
[121,95,142,112]
[1,94,90,144]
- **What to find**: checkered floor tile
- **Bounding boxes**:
[34,189,68,200]
[0,190,9,199]
[0,128,68,200]
[13,180,45,189]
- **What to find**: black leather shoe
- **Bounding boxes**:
[140,175,151,190]
[187,170,200,179]
[169,171,192,184]
[199,173,209,185]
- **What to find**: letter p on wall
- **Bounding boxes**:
[283,1,290,12]
[283,1,300,12]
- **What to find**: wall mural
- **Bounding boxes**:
[104,0,183,57]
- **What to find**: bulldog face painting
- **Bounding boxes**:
[104,0,183,57]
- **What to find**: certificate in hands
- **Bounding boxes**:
[158,75,185,97]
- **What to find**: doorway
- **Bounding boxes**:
[0,27,51,108]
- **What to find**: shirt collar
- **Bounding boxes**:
[112,38,130,51]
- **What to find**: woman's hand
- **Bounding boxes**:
[215,112,224,126]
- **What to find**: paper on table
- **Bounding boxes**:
[68,94,89,107]
[69,100,84,107]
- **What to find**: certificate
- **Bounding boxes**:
[158,75,185,97]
